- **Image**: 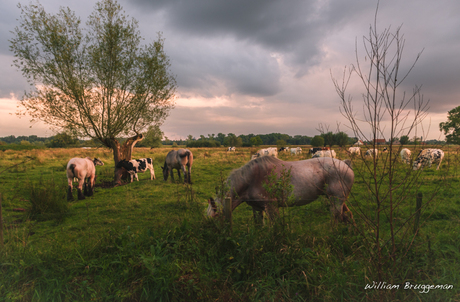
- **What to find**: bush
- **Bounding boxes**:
[311,135,324,147]
[27,176,69,222]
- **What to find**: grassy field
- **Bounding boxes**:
[0,145,459,301]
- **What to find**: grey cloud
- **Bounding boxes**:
[132,0,375,75]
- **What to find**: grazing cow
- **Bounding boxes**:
[348,147,361,156]
[312,150,337,158]
[290,147,302,155]
[413,149,444,171]
[278,147,289,152]
[400,148,411,164]
[227,146,236,152]
[309,147,323,154]
[162,149,194,183]
[66,157,104,201]
[252,147,278,160]
[116,158,156,182]
[207,156,355,223]
[365,148,379,157]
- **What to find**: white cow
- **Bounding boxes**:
[251,147,278,160]
[312,150,337,158]
[290,147,302,155]
[227,146,236,152]
[348,147,361,156]
[413,149,444,170]
[400,148,411,164]
[365,148,379,157]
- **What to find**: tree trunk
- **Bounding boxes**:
[105,134,144,185]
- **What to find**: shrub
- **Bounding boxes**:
[27,176,69,222]
[311,135,324,147]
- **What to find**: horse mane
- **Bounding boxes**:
[227,156,281,196]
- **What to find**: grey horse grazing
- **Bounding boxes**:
[161,149,194,184]
[207,156,354,223]
[66,157,104,201]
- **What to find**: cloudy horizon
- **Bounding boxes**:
[1,0,458,141]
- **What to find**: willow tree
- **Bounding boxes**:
[10,0,176,183]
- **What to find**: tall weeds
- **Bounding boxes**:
[27,176,69,222]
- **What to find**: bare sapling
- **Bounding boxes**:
[331,3,444,285]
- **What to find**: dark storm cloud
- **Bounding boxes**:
[168,38,281,98]
[132,0,375,76]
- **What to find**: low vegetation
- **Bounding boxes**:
[0,146,459,301]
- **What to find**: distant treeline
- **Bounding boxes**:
[0,132,448,151]
[167,133,314,148]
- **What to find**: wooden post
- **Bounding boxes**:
[414,192,422,234]
[223,197,232,227]
[0,193,3,248]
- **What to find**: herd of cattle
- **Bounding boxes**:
[66,145,445,201]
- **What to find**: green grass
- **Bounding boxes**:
[0,146,459,301]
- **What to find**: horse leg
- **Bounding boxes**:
[67,178,74,201]
[181,165,187,183]
[187,165,192,184]
[170,168,175,182]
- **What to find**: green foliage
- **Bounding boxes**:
[10,0,176,146]
[310,135,324,147]
[46,132,79,148]
[250,136,263,146]
[262,166,296,208]
[334,131,349,147]
[0,147,458,301]
[186,140,221,148]
[399,135,409,145]
[276,139,286,149]
[439,105,460,144]
[136,125,163,148]
[321,132,335,147]
[27,176,69,222]
[224,133,242,147]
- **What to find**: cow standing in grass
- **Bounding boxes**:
[66,157,104,201]
[251,148,278,160]
[413,149,444,170]
[400,148,411,164]
[227,146,236,152]
[116,158,155,182]
[290,147,302,155]
[312,150,337,158]
[162,149,194,184]
[348,147,361,156]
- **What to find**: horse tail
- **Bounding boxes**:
[69,164,76,177]
[343,159,353,170]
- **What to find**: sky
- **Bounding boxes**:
[0,0,459,141]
